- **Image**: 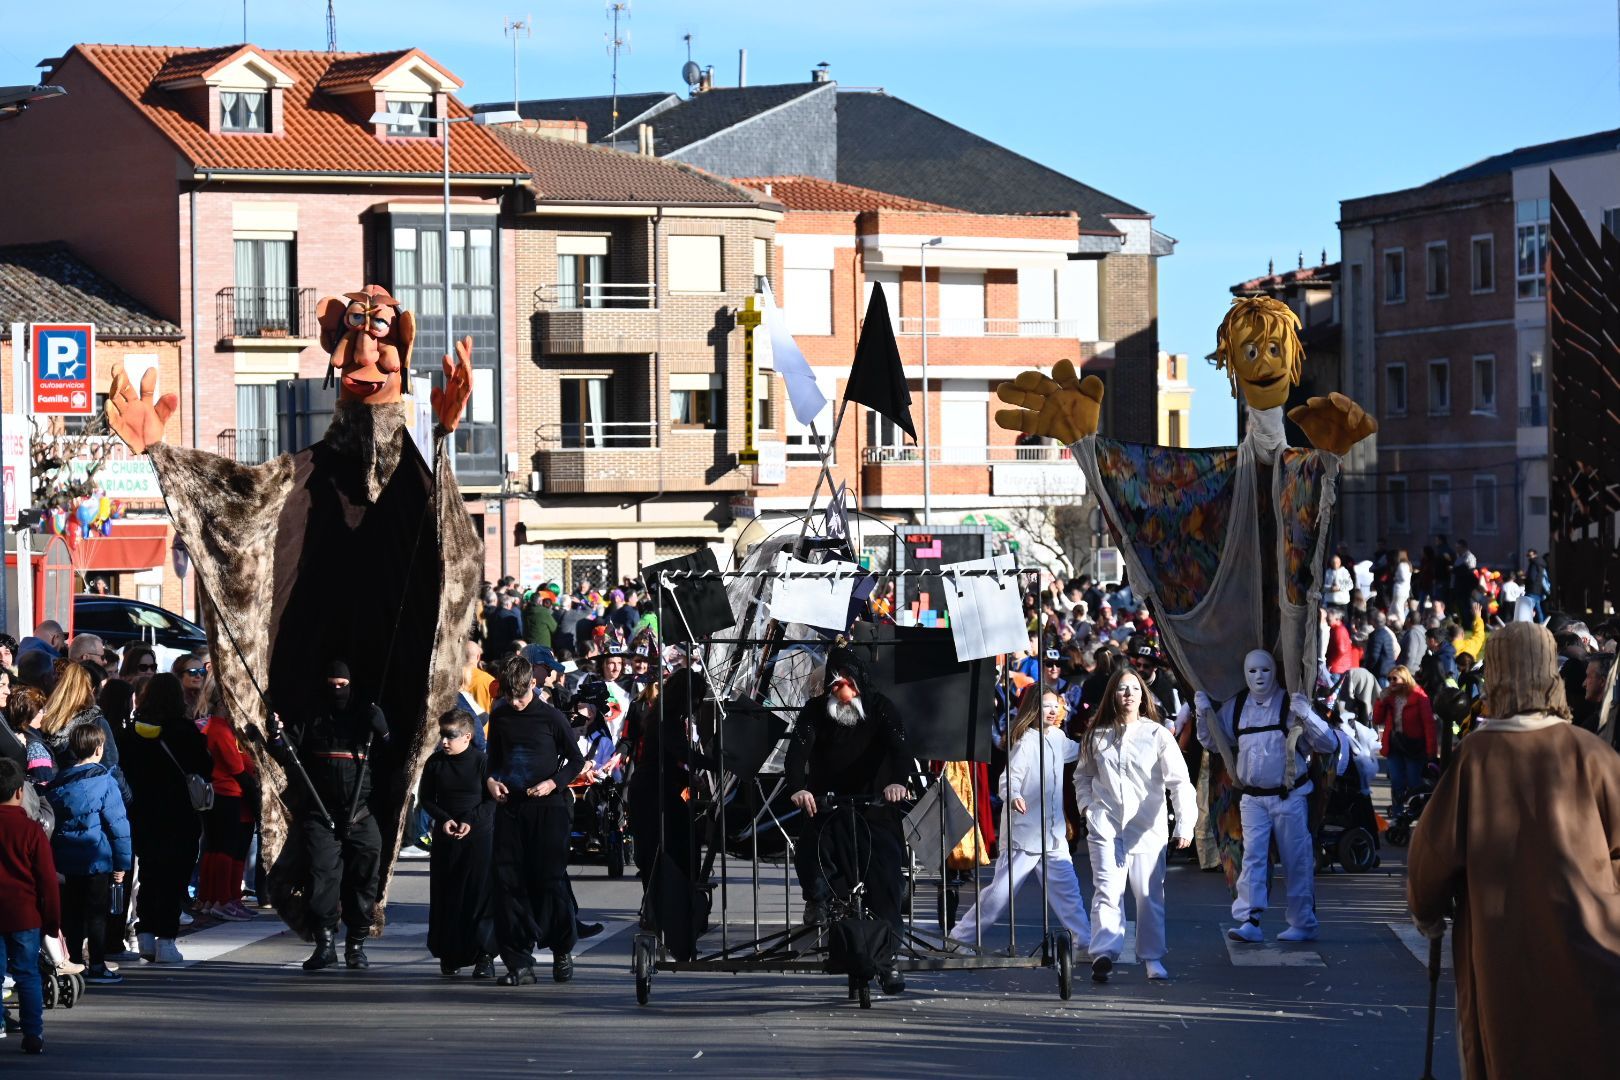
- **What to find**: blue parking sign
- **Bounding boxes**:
[31,323,95,415]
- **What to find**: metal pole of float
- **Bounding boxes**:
[919,239,942,527]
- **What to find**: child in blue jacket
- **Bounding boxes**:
[45,723,132,985]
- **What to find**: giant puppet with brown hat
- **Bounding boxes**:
[103,285,484,942]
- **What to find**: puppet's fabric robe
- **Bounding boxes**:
[148,402,482,935]
[1408,716,1620,1080]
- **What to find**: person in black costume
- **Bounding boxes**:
[786,644,913,994]
[485,654,584,985]
[267,660,390,972]
[420,709,497,978]
[627,667,711,888]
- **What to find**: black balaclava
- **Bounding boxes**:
[325,659,352,713]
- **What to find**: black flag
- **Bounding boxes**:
[844,283,915,439]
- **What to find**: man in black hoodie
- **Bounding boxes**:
[268,660,389,972]
[786,644,912,993]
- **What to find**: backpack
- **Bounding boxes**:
[159,739,214,813]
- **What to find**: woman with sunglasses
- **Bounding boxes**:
[118,645,159,681]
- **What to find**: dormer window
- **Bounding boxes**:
[384,96,435,137]
[221,90,268,132]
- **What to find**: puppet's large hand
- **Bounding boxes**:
[993,360,1103,444]
[105,363,177,455]
[1288,392,1377,456]
[430,336,474,433]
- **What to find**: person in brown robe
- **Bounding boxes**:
[1408,621,1620,1080]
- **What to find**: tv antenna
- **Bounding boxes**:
[504,15,533,114]
[325,0,337,52]
[681,31,701,90]
[607,2,631,133]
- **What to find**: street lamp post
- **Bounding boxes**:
[919,237,943,527]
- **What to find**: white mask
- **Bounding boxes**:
[1244,650,1277,699]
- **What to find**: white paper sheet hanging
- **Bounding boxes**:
[941,554,1026,661]
[768,552,859,632]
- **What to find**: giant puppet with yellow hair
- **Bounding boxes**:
[994,296,1375,705]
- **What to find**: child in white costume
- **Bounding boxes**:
[1196,649,1340,943]
[950,691,1090,950]
[1075,666,1196,982]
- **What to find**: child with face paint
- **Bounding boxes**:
[1074,667,1196,982]
[1195,650,1340,943]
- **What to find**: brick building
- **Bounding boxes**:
[483,70,1173,444]
[488,123,783,585]
[1156,352,1195,448]
[0,243,187,616]
[730,174,1088,554]
[0,42,531,579]
[1340,128,1620,569]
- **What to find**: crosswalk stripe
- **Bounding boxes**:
[1221,931,1326,967]
[1386,921,1452,971]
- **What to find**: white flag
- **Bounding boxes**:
[761,283,828,425]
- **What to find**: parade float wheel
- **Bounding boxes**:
[1337,827,1377,874]
[42,973,57,1010]
[58,974,79,1008]
[633,934,655,1006]
[1053,929,1074,1001]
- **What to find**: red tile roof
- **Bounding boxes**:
[316,48,460,94]
[492,127,770,206]
[1230,262,1340,295]
[69,43,526,177]
[734,175,961,213]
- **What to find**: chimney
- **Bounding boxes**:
[811,61,831,84]
[699,66,714,92]
[738,48,748,88]
[638,123,653,155]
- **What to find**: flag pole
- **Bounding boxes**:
[793,397,851,553]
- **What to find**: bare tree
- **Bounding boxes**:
[30,412,114,515]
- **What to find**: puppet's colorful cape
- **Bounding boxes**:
[149,402,482,935]
[1076,430,1340,703]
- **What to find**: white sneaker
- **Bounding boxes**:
[1277,926,1318,942]
[397,845,431,860]
[151,939,184,964]
[138,933,156,961]
[1227,921,1263,943]
[1145,959,1170,980]
[179,911,195,927]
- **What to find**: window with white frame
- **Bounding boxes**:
[752,237,770,290]
[1473,474,1499,533]
[1017,266,1058,334]
[221,90,268,132]
[384,96,435,137]
[1425,241,1448,297]
[559,376,613,448]
[1471,354,1496,414]
[866,409,912,459]
[1430,475,1452,533]
[863,268,901,329]
[784,266,833,336]
[669,235,723,293]
[1388,475,1410,530]
[1385,362,1408,417]
[670,373,722,429]
[784,369,838,462]
[1516,198,1550,299]
[1470,234,1495,292]
[1383,248,1406,303]
[1428,358,1450,415]
[937,270,986,336]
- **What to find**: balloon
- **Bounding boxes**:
[49,508,66,535]
[101,519,112,537]
[110,499,125,519]
[96,495,111,525]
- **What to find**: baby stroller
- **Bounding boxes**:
[1315,777,1380,873]
[569,680,634,878]
[1381,766,1438,848]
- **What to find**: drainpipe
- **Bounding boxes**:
[645,207,666,501]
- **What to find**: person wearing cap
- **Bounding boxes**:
[266,660,391,972]
[627,642,655,697]
[524,591,557,650]
[1040,649,1085,718]
[1127,637,1182,720]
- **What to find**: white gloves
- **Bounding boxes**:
[1290,692,1313,720]
[1194,691,1213,714]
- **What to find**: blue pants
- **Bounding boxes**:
[3,927,44,1040]
[1388,753,1426,812]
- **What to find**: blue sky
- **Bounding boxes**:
[9,1,1618,445]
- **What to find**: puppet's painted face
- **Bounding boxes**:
[331,299,405,405]
[1229,331,1296,411]
[1244,650,1278,698]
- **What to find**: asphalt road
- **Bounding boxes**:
[14,811,1455,1079]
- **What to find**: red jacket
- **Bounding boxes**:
[1376,687,1437,759]
[0,803,61,935]
[1326,622,1355,674]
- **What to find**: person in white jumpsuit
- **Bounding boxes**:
[1196,649,1339,943]
[950,691,1090,951]
[1074,667,1196,983]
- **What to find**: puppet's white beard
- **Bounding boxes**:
[827,697,865,726]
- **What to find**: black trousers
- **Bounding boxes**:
[493,799,577,970]
[135,832,199,939]
[428,823,497,967]
[203,794,254,859]
[794,809,906,937]
[301,815,381,937]
[62,872,111,966]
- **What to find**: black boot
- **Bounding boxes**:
[576,920,603,940]
[439,960,459,977]
[879,968,905,995]
[497,967,536,986]
[345,934,370,970]
[552,953,574,983]
[472,955,496,979]
[302,929,338,972]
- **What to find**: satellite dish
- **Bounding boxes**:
[681,60,702,88]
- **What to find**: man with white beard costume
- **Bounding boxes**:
[786,644,912,993]
[1195,649,1338,942]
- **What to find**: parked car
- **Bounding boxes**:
[71,594,207,674]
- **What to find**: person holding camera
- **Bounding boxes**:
[266,659,389,972]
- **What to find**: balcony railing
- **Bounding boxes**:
[216,286,317,340]
[892,316,1083,338]
[216,427,279,465]
[1519,400,1547,427]
[535,420,658,450]
[862,442,1074,465]
[533,282,657,310]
